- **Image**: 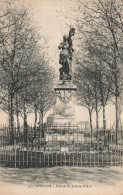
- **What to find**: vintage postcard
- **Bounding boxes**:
[0,0,123,194]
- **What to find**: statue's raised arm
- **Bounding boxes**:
[68,27,75,60]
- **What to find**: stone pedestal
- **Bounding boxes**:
[47,80,76,125]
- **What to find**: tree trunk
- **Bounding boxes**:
[16,95,20,132]
[102,105,106,130]
[115,95,120,145]
[39,113,41,127]
[96,109,99,130]
[10,94,14,144]
[41,110,44,138]
[95,91,99,130]
[89,109,93,139]
[39,110,44,138]
[16,112,20,130]
[34,103,37,128]
[115,71,120,145]
[38,113,42,141]
[95,108,99,142]
[23,100,28,145]
[33,103,38,141]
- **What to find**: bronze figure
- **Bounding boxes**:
[58,27,75,80]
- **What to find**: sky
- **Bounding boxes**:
[0,0,122,128]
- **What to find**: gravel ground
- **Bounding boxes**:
[0,166,123,187]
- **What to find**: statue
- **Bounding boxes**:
[58,27,75,80]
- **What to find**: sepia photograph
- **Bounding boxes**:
[0,0,123,194]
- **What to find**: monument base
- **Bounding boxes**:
[47,80,77,126]
[54,80,76,91]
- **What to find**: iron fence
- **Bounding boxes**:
[0,123,123,168]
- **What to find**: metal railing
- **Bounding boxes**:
[0,123,123,168]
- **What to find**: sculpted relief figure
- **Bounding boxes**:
[58,27,75,80]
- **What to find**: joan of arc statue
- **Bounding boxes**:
[58,27,75,80]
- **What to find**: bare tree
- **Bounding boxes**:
[85,38,113,130]
[75,0,123,143]
[0,5,43,143]
[31,66,56,138]
[74,65,95,137]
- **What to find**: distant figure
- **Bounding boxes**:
[58,27,75,80]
